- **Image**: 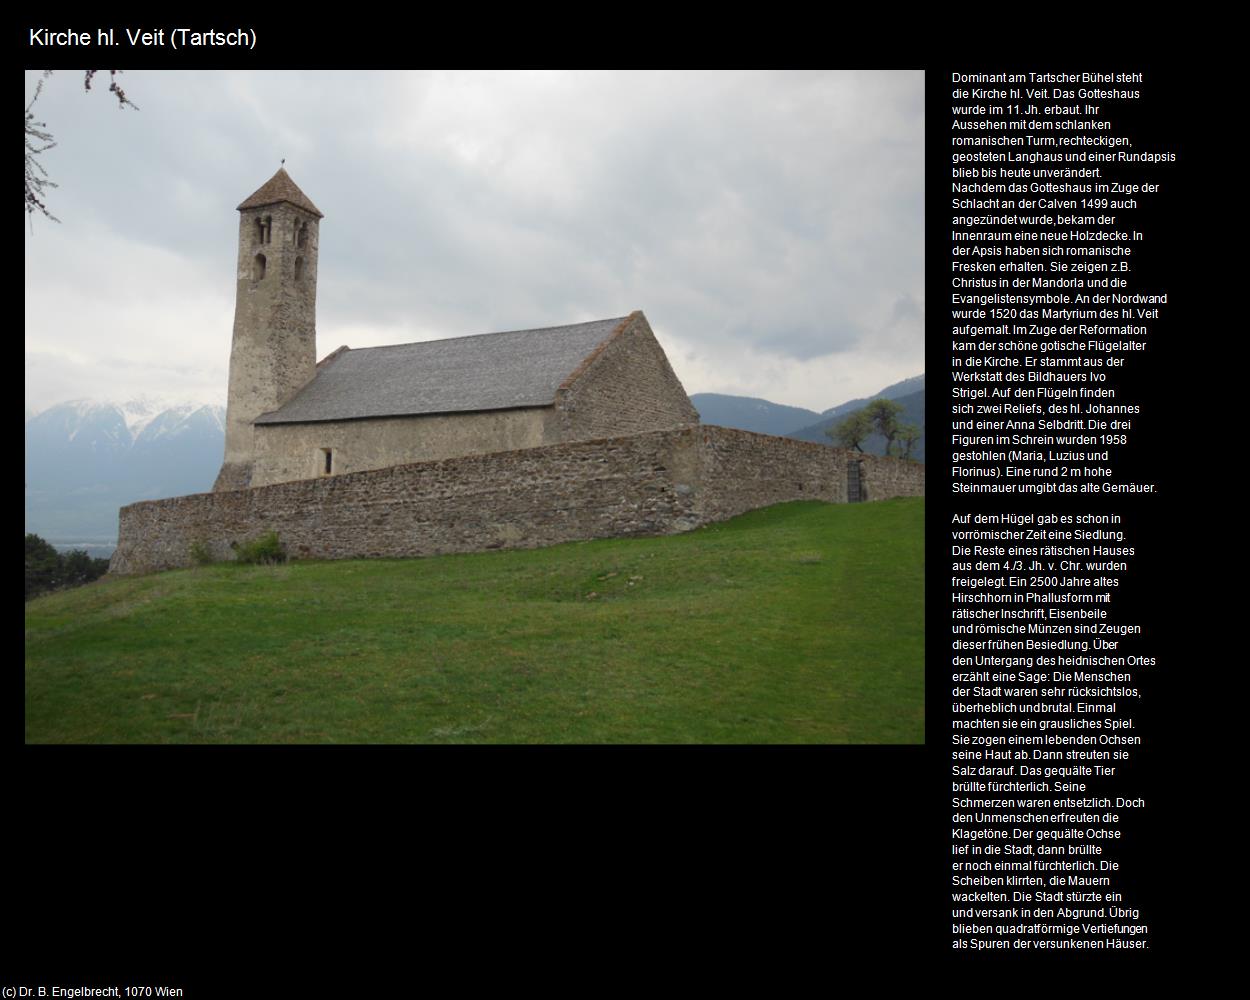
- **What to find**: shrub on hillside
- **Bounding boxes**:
[189,540,216,566]
[231,532,287,565]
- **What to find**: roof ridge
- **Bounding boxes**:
[317,345,352,368]
[342,316,633,354]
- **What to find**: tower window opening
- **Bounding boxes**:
[253,253,266,281]
[295,256,304,280]
[254,218,265,245]
[322,449,333,475]
[262,215,273,244]
[296,221,308,249]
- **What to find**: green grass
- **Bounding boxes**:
[25,498,924,744]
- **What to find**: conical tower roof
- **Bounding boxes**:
[237,167,324,218]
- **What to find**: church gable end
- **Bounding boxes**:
[552,311,698,441]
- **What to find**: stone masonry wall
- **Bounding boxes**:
[694,426,924,520]
[111,425,925,575]
[551,312,699,441]
[250,407,547,486]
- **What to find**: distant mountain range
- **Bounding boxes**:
[28,376,923,553]
[687,395,823,437]
[691,373,925,461]
[25,398,225,553]
[818,374,925,423]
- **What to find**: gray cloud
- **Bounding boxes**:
[25,70,924,414]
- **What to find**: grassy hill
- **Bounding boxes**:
[25,499,924,744]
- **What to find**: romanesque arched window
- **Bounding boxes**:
[262,215,273,244]
[255,218,265,245]
[294,256,304,281]
[253,253,266,281]
[296,221,308,249]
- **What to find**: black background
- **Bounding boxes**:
[936,62,1198,967]
[20,24,1207,988]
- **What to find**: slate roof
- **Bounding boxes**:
[255,316,632,424]
[237,167,324,218]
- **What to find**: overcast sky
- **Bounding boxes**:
[24,70,924,415]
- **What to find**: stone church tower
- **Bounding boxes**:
[214,168,323,491]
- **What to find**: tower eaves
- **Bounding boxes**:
[237,167,324,218]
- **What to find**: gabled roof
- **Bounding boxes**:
[237,167,324,218]
[255,316,634,425]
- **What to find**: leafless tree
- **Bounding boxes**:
[25,71,138,226]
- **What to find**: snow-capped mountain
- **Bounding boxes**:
[117,395,190,436]
[25,398,226,550]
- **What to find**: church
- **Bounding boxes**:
[109,166,922,577]
[214,168,698,491]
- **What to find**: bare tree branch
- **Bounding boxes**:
[25,76,58,225]
[83,69,139,110]
[25,71,139,227]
